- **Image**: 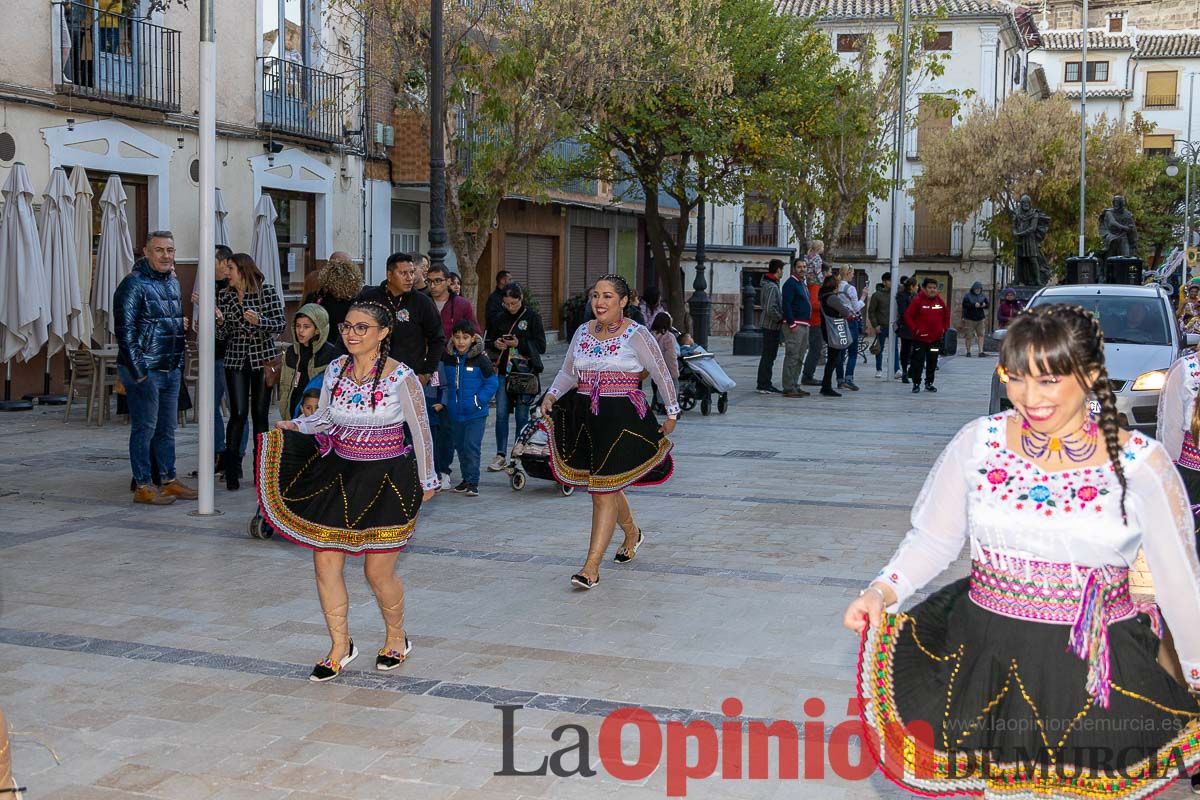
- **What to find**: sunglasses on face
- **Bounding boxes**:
[338,322,382,336]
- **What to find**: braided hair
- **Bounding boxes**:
[593,274,632,317]
[339,301,393,411]
[999,304,1128,523]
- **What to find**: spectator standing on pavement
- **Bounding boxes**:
[803,240,825,285]
[115,231,197,505]
[278,303,338,420]
[650,311,681,410]
[191,245,246,479]
[414,253,430,293]
[835,266,864,392]
[817,274,852,398]
[217,253,286,490]
[896,277,916,382]
[448,272,463,296]
[997,288,1024,329]
[485,270,511,328]
[304,252,363,354]
[426,262,477,485]
[801,261,833,387]
[639,287,667,325]
[902,277,951,394]
[961,281,990,357]
[756,259,785,394]
[868,275,899,379]
[485,284,546,471]
[437,320,500,497]
[356,253,446,382]
[780,256,812,398]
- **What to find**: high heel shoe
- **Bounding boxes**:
[614,529,644,564]
[309,639,357,682]
[376,637,412,671]
[570,573,599,590]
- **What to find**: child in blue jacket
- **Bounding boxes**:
[436,320,500,496]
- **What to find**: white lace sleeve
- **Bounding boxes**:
[548,327,581,398]
[630,326,680,416]
[293,357,343,435]
[396,368,439,492]
[1156,357,1191,461]
[1128,443,1200,689]
[874,420,977,608]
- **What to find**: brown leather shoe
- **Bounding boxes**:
[160,479,198,500]
[134,485,177,505]
[783,389,810,398]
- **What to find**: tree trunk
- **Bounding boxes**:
[824,203,852,264]
[643,184,689,327]
[446,179,494,309]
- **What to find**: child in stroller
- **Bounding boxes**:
[676,334,736,416]
[506,392,575,495]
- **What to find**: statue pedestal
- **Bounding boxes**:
[1065,256,1101,285]
[1103,256,1143,286]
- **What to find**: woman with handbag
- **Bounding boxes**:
[540,275,678,590]
[485,284,546,472]
[818,275,853,398]
[217,253,285,490]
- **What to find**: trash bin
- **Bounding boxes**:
[1105,256,1143,286]
[1065,256,1100,285]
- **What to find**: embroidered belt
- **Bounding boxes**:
[577,371,648,418]
[969,547,1162,708]
[314,423,412,462]
[1179,432,1200,471]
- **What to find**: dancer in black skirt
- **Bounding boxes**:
[843,305,1200,798]
[1157,349,1200,557]
[260,301,439,682]
[540,275,679,590]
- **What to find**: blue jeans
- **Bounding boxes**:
[837,320,863,382]
[212,359,248,459]
[874,331,902,373]
[450,416,487,485]
[120,365,181,486]
[433,407,454,475]
[494,388,531,456]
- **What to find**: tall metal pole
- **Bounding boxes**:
[885,0,911,382]
[195,0,217,515]
[1182,73,1196,288]
[689,190,711,348]
[1078,0,1088,257]
[428,0,448,271]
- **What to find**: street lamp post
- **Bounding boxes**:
[689,193,711,348]
[1172,141,1200,285]
[428,0,448,271]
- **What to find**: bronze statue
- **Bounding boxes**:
[1011,195,1050,286]
[1099,195,1137,258]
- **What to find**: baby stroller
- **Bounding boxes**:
[507,393,575,496]
[249,508,273,539]
[677,345,735,416]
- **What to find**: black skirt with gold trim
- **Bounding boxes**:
[256,429,423,554]
[858,579,1200,799]
[543,389,673,494]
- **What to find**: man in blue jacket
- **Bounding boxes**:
[436,320,500,496]
[114,231,197,504]
[780,256,813,398]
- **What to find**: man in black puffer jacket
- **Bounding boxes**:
[114,231,197,505]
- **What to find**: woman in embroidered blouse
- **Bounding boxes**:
[1157,348,1200,557]
[260,301,438,683]
[842,305,1200,798]
[540,275,679,590]
[216,253,285,491]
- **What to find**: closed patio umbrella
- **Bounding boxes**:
[251,193,283,293]
[214,186,231,248]
[69,166,95,346]
[93,174,135,344]
[0,162,49,410]
[31,167,82,403]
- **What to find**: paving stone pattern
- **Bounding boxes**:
[0,342,1190,799]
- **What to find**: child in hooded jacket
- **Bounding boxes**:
[436,320,500,496]
[279,303,340,420]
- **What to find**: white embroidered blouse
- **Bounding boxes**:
[293,356,439,491]
[548,322,681,417]
[1156,351,1200,461]
[874,411,1200,690]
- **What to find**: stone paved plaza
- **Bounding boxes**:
[0,342,1192,800]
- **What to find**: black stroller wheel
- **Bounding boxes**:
[559,483,575,497]
[249,512,273,539]
[717,393,728,414]
[700,394,712,416]
[679,394,697,411]
[510,471,527,491]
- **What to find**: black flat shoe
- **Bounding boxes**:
[570,573,599,590]
[819,388,841,397]
[375,638,412,671]
[912,384,921,393]
[614,529,644,564]
[925,384,938,393]
[310,640,357,682]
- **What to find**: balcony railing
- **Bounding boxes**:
[742,221,783,248]
[259,57,344,143]
[835,223,878,256]
[1144,94,1178,109]
[904,223,963,257]
[53,1,180,113]
[547,140,597,196]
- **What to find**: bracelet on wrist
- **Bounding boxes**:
[859,584,888,604]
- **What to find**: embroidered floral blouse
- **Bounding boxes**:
[1156,350,1200,462]
[548,322,681,417]
[875,410,1200,690]
[294,356,438,491]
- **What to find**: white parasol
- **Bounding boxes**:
[40,167,83,357]
[214,186,231,248]
[92,174,135,343]
[0,162,49,364]
[69,166,95,345]
[251,193,283,292]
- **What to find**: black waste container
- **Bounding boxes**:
[1105,256,1143,286]
[1065,256,1100,285]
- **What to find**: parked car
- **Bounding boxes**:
[988,284,1198,433]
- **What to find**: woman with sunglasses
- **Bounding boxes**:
[259,301,438,682]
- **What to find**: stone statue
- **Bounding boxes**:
[1011,195,1050,286]
[1099,195,1137,258]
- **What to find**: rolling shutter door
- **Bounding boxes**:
[569,227,588,298]
[585,228,609,289]
[525,235,555,328]
[569,227,610,298]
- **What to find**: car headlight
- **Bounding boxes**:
[1131,370,1166,391]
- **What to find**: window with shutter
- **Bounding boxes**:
[1143,133,1175,157]
[1145,72,1178,109]
[916,96,952,158]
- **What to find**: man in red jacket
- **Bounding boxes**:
[902,277,951,393]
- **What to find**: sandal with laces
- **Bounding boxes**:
[570,572,599,590]
[614,529,644,564]
[376,638,413,671]
[310,640,358,682]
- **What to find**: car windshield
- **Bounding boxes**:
[1028,295,1172,346]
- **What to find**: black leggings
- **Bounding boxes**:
[224,362,271,476]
